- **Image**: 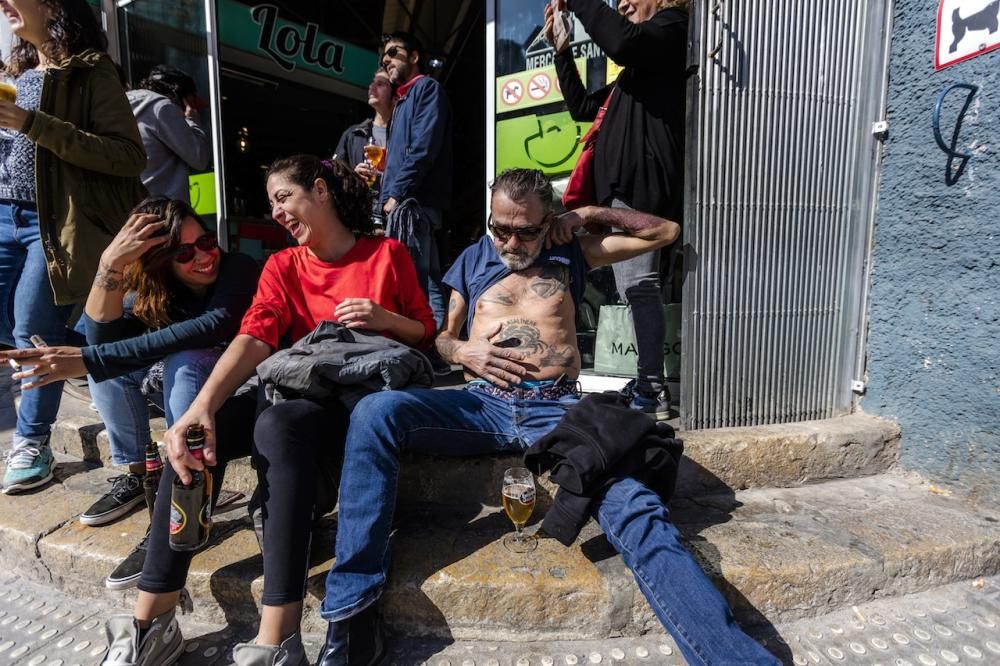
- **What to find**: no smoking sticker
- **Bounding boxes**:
[502,79,523,105]
[528,72,551,100]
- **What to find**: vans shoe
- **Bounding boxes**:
[80,472,145,525]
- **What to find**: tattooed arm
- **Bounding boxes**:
[436,291,531,388]
[548,205,680,268]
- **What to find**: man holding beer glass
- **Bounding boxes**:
[315,169,779,666]
[334,69,393,226]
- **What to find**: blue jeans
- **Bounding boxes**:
[321,386,777,666]
[413,207,447,328]
[0,201,74,444]
[88,349,221,466]
[610,199,665,393]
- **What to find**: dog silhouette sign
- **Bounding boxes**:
[936,0,1000,69]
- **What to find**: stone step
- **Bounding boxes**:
[47,390,901,502]
[5,463,997,642]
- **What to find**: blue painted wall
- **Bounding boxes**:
[864,1,999,503]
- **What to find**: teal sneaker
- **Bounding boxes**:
[3,444,55,494]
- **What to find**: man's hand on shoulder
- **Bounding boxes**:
[452,322,531,388]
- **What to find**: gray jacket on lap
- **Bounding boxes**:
[256,321,433,409]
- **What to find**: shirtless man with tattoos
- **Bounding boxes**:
[313,169,778,666]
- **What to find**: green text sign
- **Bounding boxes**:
[218,1,378,88]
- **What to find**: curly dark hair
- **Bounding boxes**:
[265,155,374,236]
[4,0,108,77]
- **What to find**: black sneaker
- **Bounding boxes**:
[105,530,148,590]
[80,473,145,526]
[621,379,672,421]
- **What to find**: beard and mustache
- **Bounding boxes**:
[497,243,543,271]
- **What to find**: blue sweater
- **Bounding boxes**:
[81,252,259,382]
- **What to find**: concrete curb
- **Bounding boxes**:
[2,465,997,640]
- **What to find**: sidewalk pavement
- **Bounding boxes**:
[0,572,997,664]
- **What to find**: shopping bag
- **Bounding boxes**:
[593,304,681,380]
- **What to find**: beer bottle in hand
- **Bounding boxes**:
[169,424,213,551]
[142,441,163,524]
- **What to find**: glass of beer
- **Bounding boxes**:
[501,467,537,553]
[362,141,385,187]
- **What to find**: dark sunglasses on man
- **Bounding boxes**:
[174,234,218,264]
[487,215,549,242]
[382,45,409,60]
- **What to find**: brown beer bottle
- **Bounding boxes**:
[169,424,213,551]
[142,441,163,524]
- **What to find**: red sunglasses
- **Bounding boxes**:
[174,234,219,264]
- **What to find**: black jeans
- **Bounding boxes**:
[138,392,349,606]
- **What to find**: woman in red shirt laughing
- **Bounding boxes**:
[98,155,434,666]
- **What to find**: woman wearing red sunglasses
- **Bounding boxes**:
[0,195,259,587]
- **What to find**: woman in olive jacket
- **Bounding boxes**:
[0,0,147,494]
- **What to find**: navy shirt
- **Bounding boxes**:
[443,235,589,337]
[81,251,260,382]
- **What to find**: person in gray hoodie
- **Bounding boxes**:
[127,65,210,203]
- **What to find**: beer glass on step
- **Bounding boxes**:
[501,467,537,553]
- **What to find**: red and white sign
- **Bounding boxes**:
[501,79,523,106]
[935,0,1000,70]
[528,73,552,100]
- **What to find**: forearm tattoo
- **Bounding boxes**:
[529,265,568,298]
[94,265,124,292]
[596,207,663,234]
[497,318,546,353]
[539,344,575,368]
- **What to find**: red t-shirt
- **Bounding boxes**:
[239,236,435,349]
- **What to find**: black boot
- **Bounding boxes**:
[315,603,384,666]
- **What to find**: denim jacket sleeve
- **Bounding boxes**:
[81,253,260,382]
[382,78,450,201]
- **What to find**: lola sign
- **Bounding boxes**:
[217,1,378,88]
[251,5,343,73]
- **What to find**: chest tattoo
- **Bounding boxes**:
[480,285,515,306]
[529,265,569,299]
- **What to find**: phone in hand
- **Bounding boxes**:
[29,335,47,349]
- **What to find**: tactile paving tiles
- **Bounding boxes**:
[0,578,243,666]
[779,578,1000,666]
[379,637,688,666]
[0,586,107,666]
[0,574,997,665]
